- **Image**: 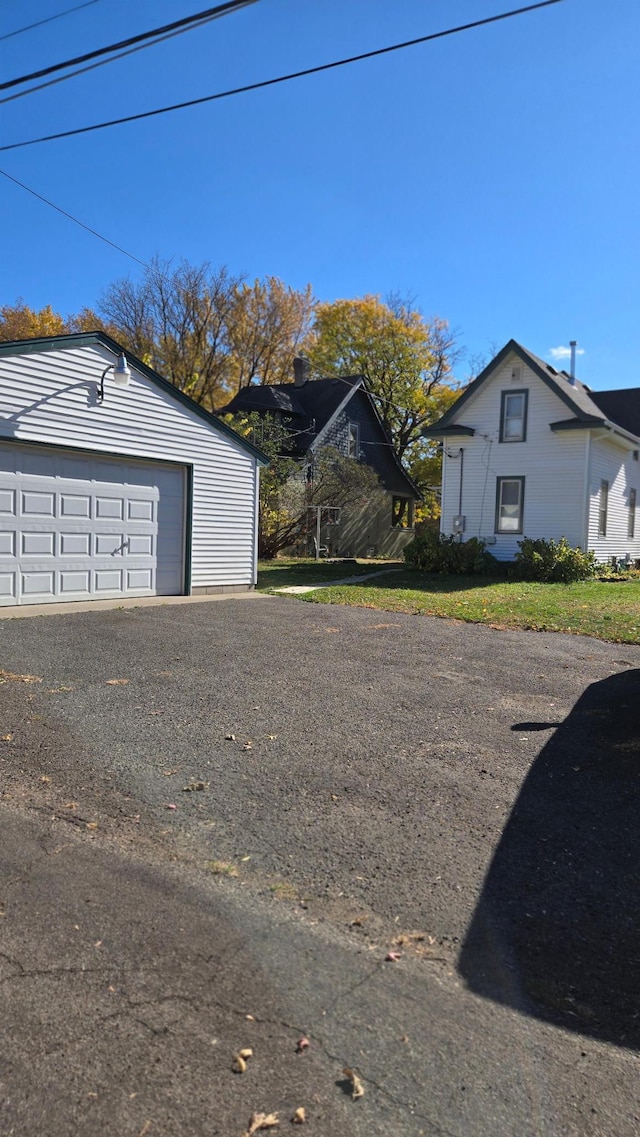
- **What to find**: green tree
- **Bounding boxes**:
[304,294,460,508]
[99,258,242,409]
[0,301,68,340]
[224,413,384,558]
[225,277,315,391]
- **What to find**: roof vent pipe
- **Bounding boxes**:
[569,340,577,385]
[293,356,310,387]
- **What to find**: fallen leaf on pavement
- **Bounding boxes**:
[63,801,78,810]
[0,669,42,684]
[1,733,14,742]
[40,775,51,783]
[86,822,98,831]
[291,1107,306,1124]
[165,803,177,811]
[242,741,253,751]
[385,951,401,962]
[182,781,206,792]
[267,734,277,740]
[106,678,129,686]
[162,769,179,776]
[295,1037,310,1053]
[225,733,236,741]
[243,1113,279,1135]
[343,1067,365,1100]
[232,1048,253,1073]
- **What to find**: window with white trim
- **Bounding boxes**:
[500,390,528,442]
[495,477,525,533]
[347,421,359,458]
[599,480,608,537]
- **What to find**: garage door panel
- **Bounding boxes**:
[60,571,90,594]
[128,569,153,590]
[60,533,90,555]
[0,443,185,605]
[22,491,55,516]
[22,571,55,597]
[61,494,91,518]
[0,490,15,514]
[96,497,123,519]
[95,569,124,592]
[95,533,125,556]
[21,532,55,556]
[0,571,17,600]
[128,499,154,521]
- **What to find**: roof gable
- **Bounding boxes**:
[424,339,607,436]
[220,373,420,498]
[0,331,269,465]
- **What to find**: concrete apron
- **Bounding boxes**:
[0,591,267,620]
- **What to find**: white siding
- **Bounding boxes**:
[0,344,259,589]
[441,354,587,560]
[587,435,640,562]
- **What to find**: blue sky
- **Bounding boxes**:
[1,0,639,389]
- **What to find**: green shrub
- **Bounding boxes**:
[403,531,500,575]
[511,537,597,583]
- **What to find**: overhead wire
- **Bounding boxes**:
[0,1,102,43]
[0,10,254,108]
[0,0,564,153]
[0,167,149,268]
[0,0,257,93]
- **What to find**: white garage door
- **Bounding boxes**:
[0,442,186,606]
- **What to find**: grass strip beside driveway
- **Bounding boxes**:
[301,571,640,644]
[257,557,401,590]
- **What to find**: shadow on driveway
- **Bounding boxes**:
[459,668,640,1049]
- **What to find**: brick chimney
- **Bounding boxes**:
[293,356,310,387]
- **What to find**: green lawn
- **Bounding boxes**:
[257,558,400,590]
[300,570,640,644]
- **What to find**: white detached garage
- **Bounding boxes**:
[0,333,267,606]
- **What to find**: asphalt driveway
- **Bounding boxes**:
[1,596,639,1136]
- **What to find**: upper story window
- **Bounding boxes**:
[500,390,528,442]
[347,421,360,458]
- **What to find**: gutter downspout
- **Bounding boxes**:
[582,432,591,552]
[458,448,464,541]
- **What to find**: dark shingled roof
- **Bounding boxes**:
[589,389,640,439]
[219,376,362,455]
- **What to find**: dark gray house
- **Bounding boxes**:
[219,359,420,558]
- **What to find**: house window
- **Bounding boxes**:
[599,480,608,537]
[392,496,414,528]
[629,488,636,539]
[347,421,359,458]
[500,390,528,442]
[495,477,525,533]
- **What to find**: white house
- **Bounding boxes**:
[425,340,640,563]
[0,332,267,606]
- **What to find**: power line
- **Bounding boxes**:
[0,0,565,154]
[0,0,257,93]
[0,167,148,268]
[0,1,102,43]
[0,11,250,108]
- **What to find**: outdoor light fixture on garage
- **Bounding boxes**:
[97,353,131,403]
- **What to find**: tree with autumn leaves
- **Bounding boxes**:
[0,267,459,510]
